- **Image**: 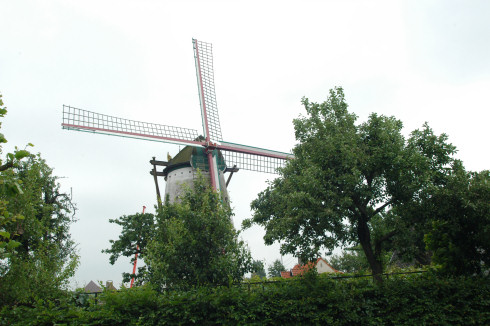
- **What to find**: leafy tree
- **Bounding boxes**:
[251,259,266,278]
[329,249,370,273]
[102,212,155,284]
[146,172,252,290]
[0,93,32,258]
[0,155,78,305]
[11,156,76,256]
[268,259,286,278]
[244,87,456,282]
[424,164,489,275]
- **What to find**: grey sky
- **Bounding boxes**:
[1,0,488,288]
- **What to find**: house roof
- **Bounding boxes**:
[84,280,102,293]
[291,261,315,276]
[105,281,117,291]
[282,258,341,278]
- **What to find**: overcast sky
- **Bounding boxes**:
[1,0,489,288]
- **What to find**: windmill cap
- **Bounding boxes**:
[163,146,226,176]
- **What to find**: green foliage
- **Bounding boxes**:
[330,245,398,274]
[8,156,76,256]
[102,211,155,284]
[146,172,252,290]
[251,259,266,278]
[0,93,78,306]
[424,165,490,275]
[0,93,33,259]
[0,156,78,305]
[244,87,458,281]
[2,274,489,325]
[330,248,370,273]
[268,259,286,277]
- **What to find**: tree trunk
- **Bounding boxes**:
[357,219,383,283]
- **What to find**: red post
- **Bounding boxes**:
[207,150,218,191]
[130,206,146,288]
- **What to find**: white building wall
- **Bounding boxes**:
[316,259,337,274]
[164,166,230,204]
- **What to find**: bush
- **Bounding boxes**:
[1,273,489,325]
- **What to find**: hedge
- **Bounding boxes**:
[1,273,489,325]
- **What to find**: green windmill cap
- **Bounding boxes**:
[163,146,227,176]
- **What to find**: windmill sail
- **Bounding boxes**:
[193,39,222,142]
[217,141,292,174]
[62,105,203,147]
[62,38,294,195]
[62,105,292,174]
[222,150,288,174]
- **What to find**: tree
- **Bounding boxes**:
[102,212,155,284]
[424,164,489,275]
[329,249,370,273]
[145,172,252,290]
[11,156,76,256]
[0,93,32,259]
[251,259,266,278]
[268,259,286,278]
[0,155,78,304]
[244,87,456,282]
[0,94,79,305]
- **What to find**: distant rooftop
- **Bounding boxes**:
[84,280,102,293]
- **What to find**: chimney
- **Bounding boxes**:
[105,280,116,291]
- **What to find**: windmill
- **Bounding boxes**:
[62,39,293,203]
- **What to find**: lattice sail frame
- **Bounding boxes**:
[62,105,201,145]
[222,151,286,174]
[193,39,222,142]
[61,39,293,178]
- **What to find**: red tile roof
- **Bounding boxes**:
[281,258,341,278]
[291,261,315,276]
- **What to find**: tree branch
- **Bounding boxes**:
[373,200,392,217]
[377,230,398,245]
[352,195,368,222]
[374,229,398,258]
[0,161,13,171]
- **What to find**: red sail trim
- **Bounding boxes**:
[214,143,293,160]
[62,123,205,147]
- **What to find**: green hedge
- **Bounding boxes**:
[1,273,489,325]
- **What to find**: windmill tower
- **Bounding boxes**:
[62,39,293,204]
[157,142,231,204]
